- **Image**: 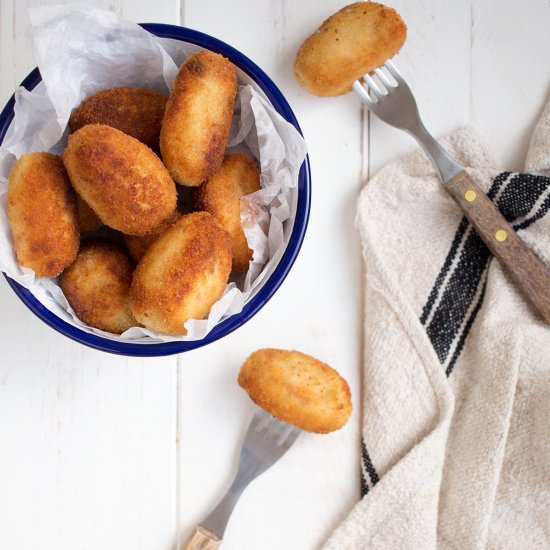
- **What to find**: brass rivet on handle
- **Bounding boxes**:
[495,229,508,242]
[464,190,477,202]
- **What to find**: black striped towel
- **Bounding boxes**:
[324,100,550,549]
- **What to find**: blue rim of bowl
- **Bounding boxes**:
[0,23,311,357]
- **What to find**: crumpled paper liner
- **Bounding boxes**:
[0,5,307,343]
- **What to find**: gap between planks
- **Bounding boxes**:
[175,354,184,550]
[175,7,185,550]
[358,102,370,486]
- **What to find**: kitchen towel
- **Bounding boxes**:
[324,99,550,549]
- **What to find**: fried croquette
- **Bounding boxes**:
[239,349,352,433]
[160,51,237,186]
[195,153,260,272]
[124,211,180,262]
[63,124,177,236]
[69,87,167,151]
[294,2,407,96]
[7,152,79,278]
[129,212,232,335]
[60,240,136,334]
[76,195,102,233]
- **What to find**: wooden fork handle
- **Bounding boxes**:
[447,171,550,324]
[181,526,221,550]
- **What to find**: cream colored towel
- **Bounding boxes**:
[324,100,550,549]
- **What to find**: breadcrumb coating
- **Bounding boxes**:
[239,349,352,433]
[69,87,167,151]
[7,152,79,277]
[160,51,237,186]
[195,153,260,272]
[64,124,177,236]
[129,212,232,335]
[60,240,136,334]
[294,2,407,96]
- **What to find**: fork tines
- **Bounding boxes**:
[250,408,300,449]
[353,59,402,103]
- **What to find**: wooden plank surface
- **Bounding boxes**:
[0,2,179,550]
[369,0,550,174]
[0,293,178,550]
[178,1,550,548]
[1,1,549,549]
[177,2,362,548]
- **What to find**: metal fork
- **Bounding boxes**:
[354,61,550,324]
[181,408,301,549]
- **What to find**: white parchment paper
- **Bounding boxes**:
[0,5,307,343]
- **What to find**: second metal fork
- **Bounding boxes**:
[354,61,550,324]
[181,409,301,549]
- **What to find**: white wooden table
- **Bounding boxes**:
[0,1,548,549]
